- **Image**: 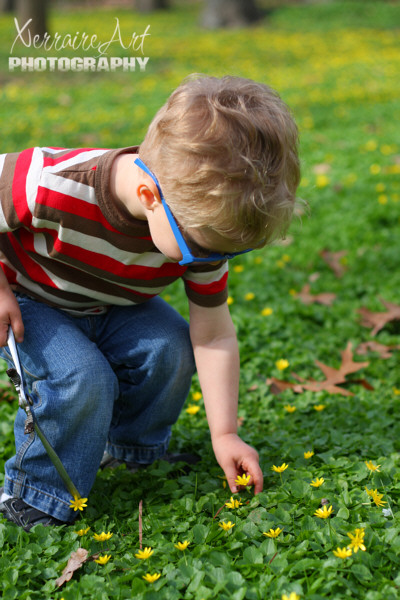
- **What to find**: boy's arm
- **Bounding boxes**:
[188,299,263,494]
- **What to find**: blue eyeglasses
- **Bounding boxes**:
[134,157,253,266]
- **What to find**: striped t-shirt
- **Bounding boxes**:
[0,146,228,314]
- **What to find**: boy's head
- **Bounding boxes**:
[139,74,300,250]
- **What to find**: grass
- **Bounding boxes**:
[1,1,400,598]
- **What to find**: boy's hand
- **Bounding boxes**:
[212,432,263,495]
[0,285,24,347]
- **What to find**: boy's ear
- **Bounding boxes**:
[137,183,161,211]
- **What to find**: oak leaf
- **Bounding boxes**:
[358,298,400,336]
[267,343,369,397]
[356,341,400,359]
[56,548,89,587]
[320,249,348,278]
[297,283,336,306]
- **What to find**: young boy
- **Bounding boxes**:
[0,74,300,531]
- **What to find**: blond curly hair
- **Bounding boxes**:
[139,74,300,247]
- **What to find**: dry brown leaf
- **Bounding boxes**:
[297,283,336,306]
[313,163,331,175]
[320,249,348,278]
[267,343,370,397]
[356,341,400,359]
[358,298,400,335]
[56,548,89,587]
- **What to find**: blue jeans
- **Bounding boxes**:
[0,294,195,522]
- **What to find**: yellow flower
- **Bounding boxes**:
[263,527,283,538]
[284,404,296,413]
[282,254,291,263]
[276,259,286,268]
[94,554,111,565]
[333,546,352,559]
[254,256,263,265]
[75,526,90,536]
[289,289,297,296]
[310,477,325,487]
[69,496,88,512]
[261,307,273,316]
[375,183,386,192]
[191,391,202,401]
[142,573,161,583]
[314,505,334,519]
[393,387,400,395]
[282,593,300,600]
[233,265,244,273]
[244,292,255,301]
[174,540,190,551]
[364,139,377,151]
[93,531,113,542]
[227,296,234,305]
[378,194,388,205]
[365,486,376,497]
[313,404,326,412]
[370,164,381,174]
[219,521,235,531]
[272,463,289,473]
[347,528,366,553]
[316,174,330,188]
[365,460,380,472]
[276,359,289,371]
[135,547,154,560]
[304,451,314,459]
[225,496,243,509]
[235,473,251,486]
[371,491,386,507]
[186,404,200,415]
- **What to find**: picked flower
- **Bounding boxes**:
[94,554,111,565]
[219,521,235,531]
[276,359,289,371]
[69,496,88,512]
[365,460,381,472]
[174,541,190,551]
[347,528,366,553]
[272,463,289,473]
[235,473,251,486]
[186,404,200,415]
[314,505,334,519]
[263,527,283,538]
[135,547,154,560]
[75,526,90,536]
[313,404,326,412]
[225,496,243,509]
[333,547,352,559]
[282,593,300,600]
[142,573,161,583]
[304,451,314,459]
[93,531,113,542]
[284,404,296,413]
[310,477,325,488]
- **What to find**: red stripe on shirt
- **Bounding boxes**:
[19,227,186,281]
[36,186,122,234]
[42,148,104,167]
[1,262,17,285]
[184,271,228,296]
[8,233,57,288]
[12,148,34,228]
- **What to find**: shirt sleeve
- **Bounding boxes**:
[182,260,229,307]
[0,149,41,232]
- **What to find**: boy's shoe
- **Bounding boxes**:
[100,451,200,473]
[0,487,68,532]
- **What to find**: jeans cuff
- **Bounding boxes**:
[4,475,77,523]
[105,433,171,465]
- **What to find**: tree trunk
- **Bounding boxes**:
[134,0,168,12]
[15,0,48,42]
[0,0,15,12]
[201,0,261,29]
